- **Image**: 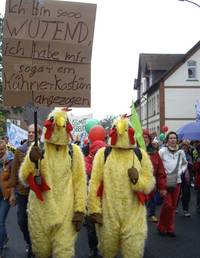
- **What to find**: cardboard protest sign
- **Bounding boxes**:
[3,0,96,107]
[4,56,90,92]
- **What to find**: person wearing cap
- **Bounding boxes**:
[88,116,155,258]
[19,108,87,258]
[143,129,167,223]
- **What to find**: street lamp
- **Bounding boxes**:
[178,0,200,8]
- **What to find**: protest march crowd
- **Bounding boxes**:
[0,107,199,258]
[2,0,200,257]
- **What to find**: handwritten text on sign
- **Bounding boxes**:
[3,0,96,107]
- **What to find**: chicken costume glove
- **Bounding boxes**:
[29,145,43,163]
[88,115,155,258]
[19,107,87,258]
[72,212,85,232]
[128,167,139,184]
[90,213,103,225]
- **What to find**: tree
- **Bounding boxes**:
[100,115,117,134]
[0,109,9,136]
[0,14,6,136]
[0,14,3,101]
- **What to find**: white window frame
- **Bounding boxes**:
[187,60,197,80]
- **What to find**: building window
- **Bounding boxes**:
[187,60,197,80]
[141,106,143,120]
[157,125,160,135]
[157,94,159,114]
[153,96,156,115]
[149,99,151,117]
[149,71,153,87]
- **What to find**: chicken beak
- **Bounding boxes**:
[55,116,65,127]
[117,120,126,135]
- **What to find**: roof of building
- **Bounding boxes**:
[156,40,200,83]
[136,40,200,95]
[139,53,184,73]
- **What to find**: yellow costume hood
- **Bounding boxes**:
[109,115,135,149]
[43,107,73,146]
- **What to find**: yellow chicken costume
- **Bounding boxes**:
[19,107,87,258]
[88,115,155,258]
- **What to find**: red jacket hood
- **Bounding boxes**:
[85,140,107,176]
[89,140,107,156]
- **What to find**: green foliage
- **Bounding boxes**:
[0,14,3,104]
[100,115,117,133]
[0,108,9,136]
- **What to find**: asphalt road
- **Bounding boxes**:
[3,188,200,258]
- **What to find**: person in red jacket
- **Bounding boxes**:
[143,130,167,222]
[85,140,107,178]
[193,144,200,213]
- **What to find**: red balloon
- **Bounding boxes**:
[88,125,106,143]
[162,125,168,132]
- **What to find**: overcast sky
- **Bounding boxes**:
[1,0,200,119]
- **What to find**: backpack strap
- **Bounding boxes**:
[104,146,112,163]
[104,146,142,163]
[102,146,145,204]
[133,147,142,162]
[68,143,73,160]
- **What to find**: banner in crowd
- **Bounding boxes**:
[6,120,28,147]
[130,100,146,150]
[69,113,92,146]
[3,0,97,107]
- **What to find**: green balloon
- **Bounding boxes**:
[85,119,100,133]
[159,133,165,141]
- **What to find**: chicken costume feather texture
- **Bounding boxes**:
[19,107,87,258]
[88,116,155,258]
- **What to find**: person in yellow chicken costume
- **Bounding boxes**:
[19,107,87,258]
[88,115,155,258]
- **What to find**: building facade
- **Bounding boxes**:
[134,41,200,135]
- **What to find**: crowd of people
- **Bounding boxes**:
[0,112,199,258]
[143,131,200,235]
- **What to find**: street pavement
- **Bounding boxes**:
[3,188,200,258]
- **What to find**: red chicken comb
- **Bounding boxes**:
[61,107,72,112]
[121,113,131,118]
